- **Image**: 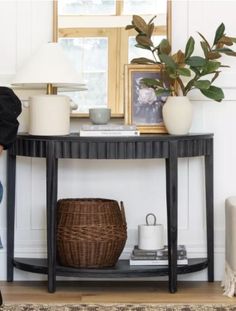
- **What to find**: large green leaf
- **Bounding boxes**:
[176,68,191,77]
[213,23,225,45]
[159,54,176,69]
[131,57,157,64]
[202,61,221,74]
[200,41,209,58]
[200,85,224,102]
[215,48,236,56]
[133,15,148,34]
[141,78,162,87]
[186,56,207,67]
[211,71,220,84]
[190,66,201,75]
[155,88,171,96]
[225,51,236,56]
[147,23,154,38]
[166,66,176,74]
[125,25,134,30]
[172,50,185,65]
[136,34,153,47]
[194,80,211,90]
[185,36,195,59]
[215,47,234,53]
[166,66,177,79]
[148,15,157,25]
[133,26,143,34]
[218,35,233,46]
[207,51,221,60]
[159,39,171,55]
[198,32,211,50]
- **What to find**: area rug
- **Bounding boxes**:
[1,304,236,311]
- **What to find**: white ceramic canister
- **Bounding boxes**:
[26,95,76,136]
[138,213,164,250]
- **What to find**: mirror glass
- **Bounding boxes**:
[54,0,171,116]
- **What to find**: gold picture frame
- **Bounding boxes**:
[125,64,168,134]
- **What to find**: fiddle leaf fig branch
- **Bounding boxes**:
[126,16,236,102]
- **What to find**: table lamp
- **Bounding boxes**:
[11,42,85,135]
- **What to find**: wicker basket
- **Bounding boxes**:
[56,198,127,268]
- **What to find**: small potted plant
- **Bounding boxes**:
[126,15,236,134]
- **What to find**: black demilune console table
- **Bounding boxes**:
[7,133,214,293]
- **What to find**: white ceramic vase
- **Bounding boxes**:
[162,96,193,135]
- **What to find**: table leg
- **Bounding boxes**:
[205,139,214,282]
[7,152,16,282]
[46,142,58,293]
[165,141,178,293]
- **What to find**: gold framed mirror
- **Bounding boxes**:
[53,0,172,118]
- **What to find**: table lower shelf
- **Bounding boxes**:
[13,258,208,278]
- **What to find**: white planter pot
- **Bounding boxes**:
[162,96,193,135]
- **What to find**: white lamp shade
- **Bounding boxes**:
[11,42,85,88]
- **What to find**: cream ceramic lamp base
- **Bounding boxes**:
[28,95,71,136]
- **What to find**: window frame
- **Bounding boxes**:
[53,0,172,118]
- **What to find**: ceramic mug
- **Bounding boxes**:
[89,108,111,125]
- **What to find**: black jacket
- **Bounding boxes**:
[0,87,22,149]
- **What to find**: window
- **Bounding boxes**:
[54,0,171,117]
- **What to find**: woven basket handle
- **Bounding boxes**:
[120,201,126,225]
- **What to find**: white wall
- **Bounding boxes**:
[1,0,236,282]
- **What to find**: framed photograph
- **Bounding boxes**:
[125,64,167,133]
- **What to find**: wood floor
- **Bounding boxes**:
[1,281,236,304]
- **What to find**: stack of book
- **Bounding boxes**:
[79,124,140,137]
[129,245,188,266]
